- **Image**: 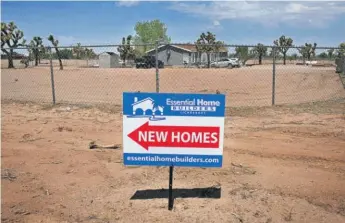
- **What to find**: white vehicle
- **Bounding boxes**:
[305,60,317,66]
[210,58,241,68]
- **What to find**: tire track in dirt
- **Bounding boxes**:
[232,147,345,163]
[263,186,345,217]
[231,148,345,174]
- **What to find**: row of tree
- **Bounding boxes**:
[194,34,345,67]
[1,22,97,69]
[117,20,345,67]
[2,20,345,69]
[237,42,344,65]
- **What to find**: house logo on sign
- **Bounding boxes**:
[127,97,166,121]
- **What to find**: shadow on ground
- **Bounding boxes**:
[130,186,221,200]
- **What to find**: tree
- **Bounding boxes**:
[72,43,84,59]
[21,46,35,68]
[195,32,222,68]
[337,42,345,58]
[327,49,334,60]
[298,42,317,63]
[117,35,135,66]
[133,47,144,58]
[214,40,225,62]
[318,52,328,59]
[29,36,44,66]
[83,48,96,59]
[269,49,275,57]
[58,49,73,59]
[83,48,97,66]
[235,46,254,65]
[133,19,171,54]
[253,43,267,65]
[273,35,293,65]
[39,46,46,63]
[20,57,29,68]
[1,21,26,68]
[48,35,63,70]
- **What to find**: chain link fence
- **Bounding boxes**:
[1,44,344,108]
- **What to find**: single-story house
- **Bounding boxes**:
[145,44,228,66]
[98,52,120,68]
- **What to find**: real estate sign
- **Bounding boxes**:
[122,92,225,168]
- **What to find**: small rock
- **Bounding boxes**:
[56,107,71,112]
[254,211,261,218]
[88,215,97,220]
[14,209,30,215]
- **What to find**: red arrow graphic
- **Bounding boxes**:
[127,121,220,151]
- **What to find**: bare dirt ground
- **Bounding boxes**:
[2,64,344,107]
[2,98,345,223]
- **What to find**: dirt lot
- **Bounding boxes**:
[2,98,345,223]
[1,64,344,107]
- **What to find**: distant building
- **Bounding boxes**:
[145,44,228,66]
[98,52,120,68]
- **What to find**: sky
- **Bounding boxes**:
[1,0,345,47]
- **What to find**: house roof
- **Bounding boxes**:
[99,52,117,56]
[132,97,154,106]
[175,44,228,52]
[145,44,228,54]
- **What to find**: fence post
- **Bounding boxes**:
[155,42,160,93]
[49,47,56,104]
[272,47,276,106]
[154,41,174,211]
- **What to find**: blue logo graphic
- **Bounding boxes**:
[126,96,166,121]
[123,92,225,117]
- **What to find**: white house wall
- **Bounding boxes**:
[99,53,120,68]
[99,54,111,68]
[191,52,228,63]
[110,54,120,68]
[182,53,190,63]
[148,46,228,66]
[149,46,187,66]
